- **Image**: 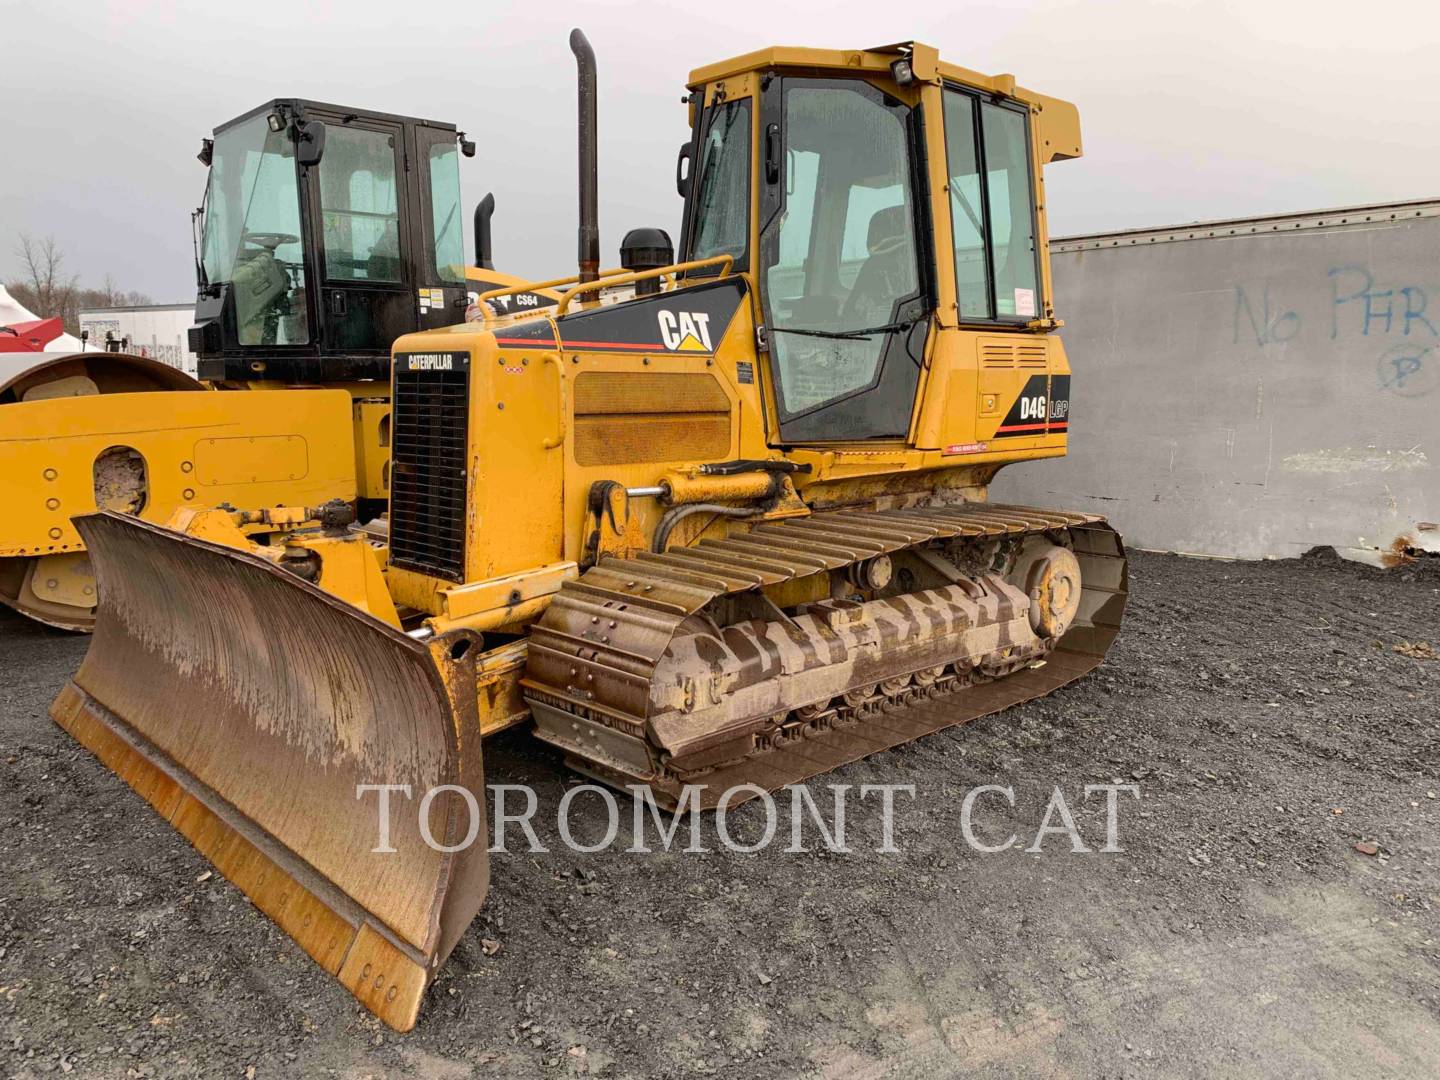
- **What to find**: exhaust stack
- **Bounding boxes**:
[473,192,495,270]
[570,28,599,283]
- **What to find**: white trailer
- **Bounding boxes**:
[996,198,1440,565]
[79,303,197,375]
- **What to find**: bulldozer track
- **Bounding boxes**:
[524,503,1128,807]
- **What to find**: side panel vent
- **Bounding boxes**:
[1016,343,1049,368]
[389,352,470,581]
[979,338,1050,369]
[572,371,731,466]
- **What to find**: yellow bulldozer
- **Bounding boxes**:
[1,99,550,629]
[49,33,1127,1031]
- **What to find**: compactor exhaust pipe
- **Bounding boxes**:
[570,28,600,283]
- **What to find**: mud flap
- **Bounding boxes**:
[50,511,488,1031]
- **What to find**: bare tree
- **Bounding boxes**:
[14,233,78,319]
[6,234,151,336]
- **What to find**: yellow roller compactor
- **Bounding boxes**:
[1,99,549,629]
[51,34,1127,1030]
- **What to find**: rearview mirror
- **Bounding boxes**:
[297,120,326,167]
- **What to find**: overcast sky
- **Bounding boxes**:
[4,0,1439,301]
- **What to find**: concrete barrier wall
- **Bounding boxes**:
[995,200,1440,563]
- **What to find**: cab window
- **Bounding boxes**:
[318,127,402,283]
[688,98,752,268]
[760,81,921,419]
[199,112,310,345]
[427,141,466,283]
[942,88,1041,321]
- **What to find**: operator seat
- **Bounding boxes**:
[842,204,913,324]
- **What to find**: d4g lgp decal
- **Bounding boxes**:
[991,374,1071,438]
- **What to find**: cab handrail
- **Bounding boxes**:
[477,269,624,322]
[553,255,734,317]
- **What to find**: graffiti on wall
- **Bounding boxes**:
[1232,265,1436,396]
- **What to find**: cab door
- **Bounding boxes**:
[306,114,416,352]
[755,76,934,444]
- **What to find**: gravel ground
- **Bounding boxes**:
[1,549,1438,1079]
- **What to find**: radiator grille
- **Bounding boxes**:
[389,368,469,581]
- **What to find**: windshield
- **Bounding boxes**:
[200,112,310,344]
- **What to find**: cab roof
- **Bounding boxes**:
[687,42,1081,162]
[212,99,457,137]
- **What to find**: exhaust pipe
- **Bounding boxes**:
[570,28,599,283]
[473,192,495,270]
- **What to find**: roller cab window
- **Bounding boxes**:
[942,88,1041,322]
[425,139,466,284]
[199,113,310,346]
[318,126,403,283]
[310,119,417,352]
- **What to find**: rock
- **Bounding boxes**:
[757,973,773,986]
[1354,841,1379,856]
[1392,641,1438,660]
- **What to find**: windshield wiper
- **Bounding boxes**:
[771,315,922,341]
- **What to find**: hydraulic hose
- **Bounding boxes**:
[652,503,757,553]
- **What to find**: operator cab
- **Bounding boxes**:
[190,100,476,382]
[675,45,1077,445]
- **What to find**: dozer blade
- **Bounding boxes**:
[50,511,488,1031]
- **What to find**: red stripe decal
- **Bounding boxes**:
[995,422,1069,434]
[558,339,668,351]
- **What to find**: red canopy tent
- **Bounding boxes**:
[0,317,65,353]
